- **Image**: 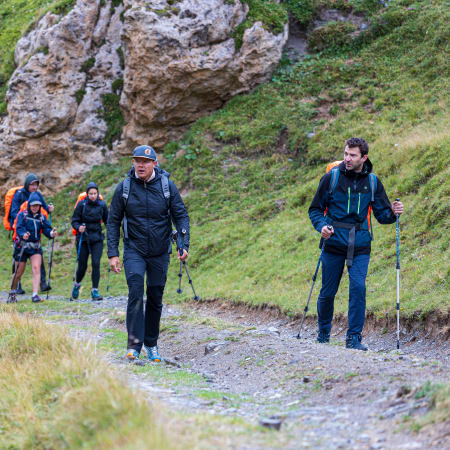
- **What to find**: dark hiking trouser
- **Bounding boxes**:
[123,245,170,352]
[75,240,103,289]
[317,251,370,338]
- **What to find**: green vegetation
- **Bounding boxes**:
[407,381,449,431]
[0,0,77,113]
[80,56,95,74]
[308,21,356,52]
[232,0,288,50]
[0,0,448,324]
[74,88,86,104]
[100,92,125,149]
[0,310,173,449]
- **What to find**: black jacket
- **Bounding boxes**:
[107,167,190,258]
[72,197,108,243]
[308,160,396,256]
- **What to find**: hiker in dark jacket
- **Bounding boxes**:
[107,145,190,362]
[308,137,404,350]
[71,182,109,301]
[10,173,54,293]
[9,192,57,303]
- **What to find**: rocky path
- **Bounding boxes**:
[6,294,449,449]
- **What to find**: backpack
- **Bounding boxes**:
[325,160,377,237]
[71,192,104,235]
[3,186,23,230]
[12,202,49,241]
[122,174,170,239]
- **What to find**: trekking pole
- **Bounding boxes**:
[171,230,183,294]
[171,229,199,300]
[70,232,83,301]
[183,261,199,301]
[46,236,55,300]
[177,260,183,294]
[8,241,27,303]
[107,266,111,294]
[395,198,401,349]
[45,210,52,287]
[296,226,332,339]
[179,229,199,301]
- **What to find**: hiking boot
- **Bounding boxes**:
[7,290,17,304]
[71,283,80,300]
[346,334,368,351]
[16,283,25,295]
[145,345,161,362]
[91,288,103,301]
[40,282,51,292]
[317,331,330,343]
[126,349,140,361]
[32,294,43,303]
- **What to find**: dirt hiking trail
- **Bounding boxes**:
[5,294,449,449]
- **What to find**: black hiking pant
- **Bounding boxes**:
[123,245,169,351]
[75,240,103,289]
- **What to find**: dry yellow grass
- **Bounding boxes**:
[0,309,175,449]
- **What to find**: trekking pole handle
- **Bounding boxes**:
[395,199,400,269]
[178,229,187,258]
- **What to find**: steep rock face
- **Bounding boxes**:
[0,0,123,189]
[120,0,288,148]
[0,0,288,190]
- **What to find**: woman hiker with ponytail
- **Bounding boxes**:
[71,182,108,301]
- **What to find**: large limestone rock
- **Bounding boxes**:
[120,0,288,148]
[0,0,288,190]
[0,0,123,189]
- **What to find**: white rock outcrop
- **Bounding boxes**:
[0,0,288,189]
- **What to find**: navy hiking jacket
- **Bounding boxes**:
[107,167,190,258]
[308,160,396,256]
[16,204,53,244]
[10,174,49,227]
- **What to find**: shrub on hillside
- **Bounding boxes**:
[308,21,356,51]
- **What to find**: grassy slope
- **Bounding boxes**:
[1,0,449,321]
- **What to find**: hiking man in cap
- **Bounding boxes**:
[10,173,54,293]
[107,145,190,362]
[9,192,57,303]
[308,138,404,350]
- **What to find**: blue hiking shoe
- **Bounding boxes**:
[91,288,103,301]
[144,345,161,362]
[71,283,80,300]
[317,331,330,343]
[126,349,140,361]
[346,334,368,351]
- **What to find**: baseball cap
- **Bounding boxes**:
[132,145,157,160]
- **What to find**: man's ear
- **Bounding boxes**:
[361,154,368,163]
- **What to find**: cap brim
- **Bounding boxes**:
[29,202,42,206]
[132,155,156,160]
